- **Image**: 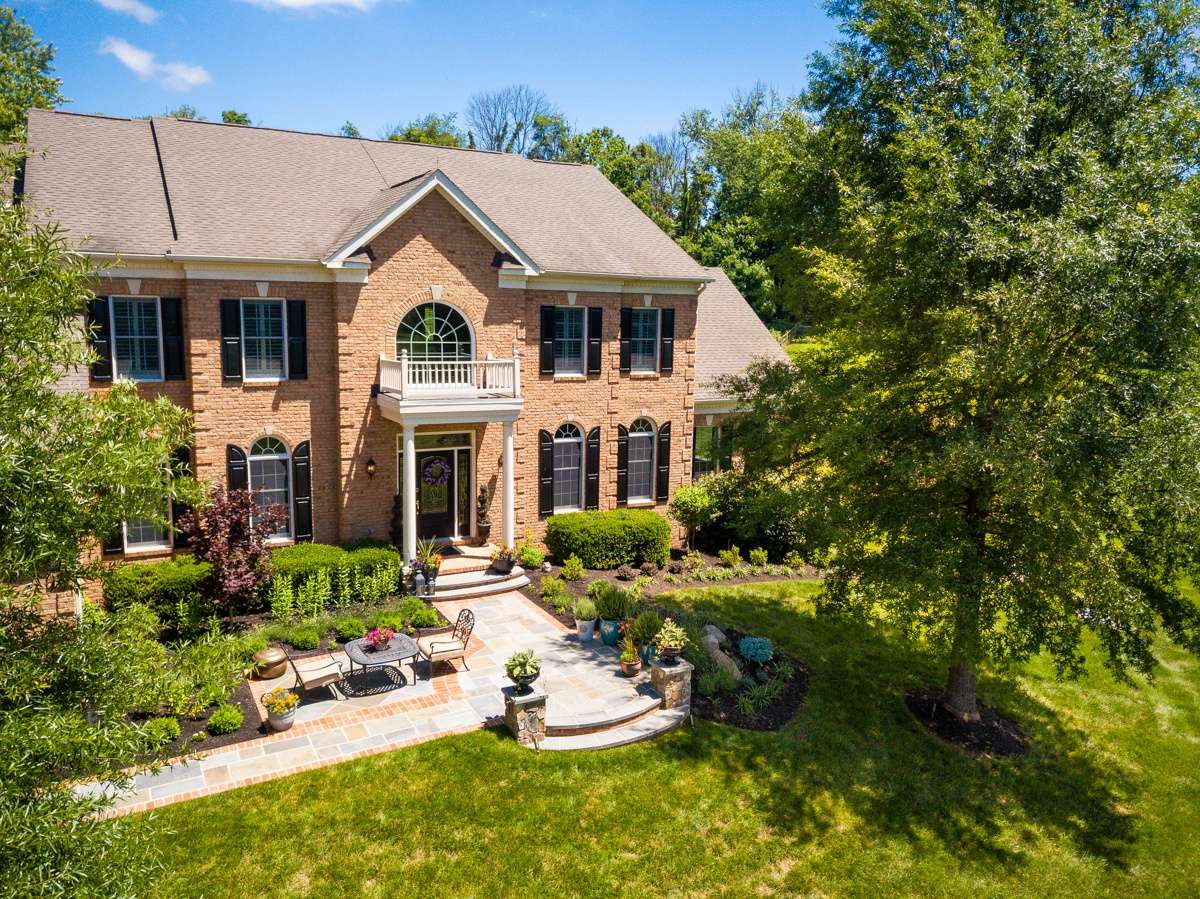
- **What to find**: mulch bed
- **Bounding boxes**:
[688,628,809,731]
[904,687,1029,758]
[138,680,268,761]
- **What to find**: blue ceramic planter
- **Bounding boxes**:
[599,619,621,646]
[639,644,657,664]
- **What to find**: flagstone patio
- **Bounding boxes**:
[98,589,653,815]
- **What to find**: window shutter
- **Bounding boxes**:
[619,307,632,373]
[587,307,602,375]
[292,440,313,542]
[226,444,248,491]
[220,299,243,381]
[585,426,601,510]
[88,297,113,381]
[102,530,124,555]
[616,424,629,506]
[539,306,556,375]
[286,299,307,380]
[171,446,193,548]
[656,421,672,502]
[161,297,186,380]
[659,307,675,374]
[538,429,554,518]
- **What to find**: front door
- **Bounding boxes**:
[415,449,456,539]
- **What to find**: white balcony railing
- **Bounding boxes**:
[379,350,521,400]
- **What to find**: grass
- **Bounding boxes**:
[144,580,1200,898]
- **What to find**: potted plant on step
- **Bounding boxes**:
[414,537,442,592]
[592,582,630,647]
[504,649,541,694]
[654,618,689,666]
[619,631,642,677]
[573,597,597,642]
[490,545,516,575]
[263,687,300,732]
[476,485,492,546]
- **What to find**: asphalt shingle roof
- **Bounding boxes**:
[694,267,791,401]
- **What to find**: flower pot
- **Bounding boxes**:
[509,671,539,695]
[576,618,596,642]
[491,557,514,575]
[657,645,682,666]
[476,521,492,546]
[619,658,642,677]
[599,619,621,646]
[253,646,287,680]
[639,643,657,664]
[267,708,295,732]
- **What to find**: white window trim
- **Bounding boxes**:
[249,437,294,540]
[123,506,173,555]
[553,306,587,377]
[240,298,289,383]
[552,423,585,514]
[627,419,657,504]
[109,295,165,383]
[629,307,661,374]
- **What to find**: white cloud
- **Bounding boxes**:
[99,37,211,91]
[94,0,161,25]
[240,0,382,11]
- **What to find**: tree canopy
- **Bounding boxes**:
[0,6,63,142]
[386,112,468,147]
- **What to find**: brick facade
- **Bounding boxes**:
[92,192,699,557]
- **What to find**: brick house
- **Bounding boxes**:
[20,109,788,564]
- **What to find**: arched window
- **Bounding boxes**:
[395,302,473,361]
[627,418,656,503]
[249,436,291,538]
[553,423,584,512]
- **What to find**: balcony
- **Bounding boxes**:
[376,351,523,425]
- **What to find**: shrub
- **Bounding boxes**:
[540,576,567,600]
[784,550,805,570]
[639,560,658,576]
[630,610,663,646]
[655,618,689,650]
[573,597,597,621]
[141,716,180,748]
[735,679,784,715]
[515,533,545,569]
[738,636,775,664]
[335,617,367,641]
[591,582,632,621]
[667,480,718,548]
[627,575,653,601]
[698,670,738,697]
[285,624,321,650]
[616,564,636,581]
[269,543,402,617]
[718,546,742,568]
[749,547,769,567]
[666,560,685,575]
[101,557,214,638]
[156,628,256,718]
[368,597,440,632]
[560,554,585,581]
[700,469,814,562]
[683,550,705,574]
[206,704,243,735]
[544,509,671,569]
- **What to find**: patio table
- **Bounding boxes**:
[344,632,420,681]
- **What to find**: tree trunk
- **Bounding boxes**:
[945,655,979,722]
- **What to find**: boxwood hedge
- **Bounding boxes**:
[544,509,671,569]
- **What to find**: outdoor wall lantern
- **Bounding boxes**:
[366,457,377,479]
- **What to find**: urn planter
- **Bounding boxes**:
[599,619,621,646]
[267,708,295,732]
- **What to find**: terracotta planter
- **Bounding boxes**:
[619,658,642,677]
[253,646,287,680]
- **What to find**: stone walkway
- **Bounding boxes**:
[95,589,651,815]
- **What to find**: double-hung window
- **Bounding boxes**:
[554,307,585,375]
[110,297,163,381]
[629,308,659,373]
[242,300,287,380]
[553,423,584,512]
[627,418,656,503]
[249,436,292,538]
[124,513,170,552]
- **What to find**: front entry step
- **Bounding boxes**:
[432,566,528,599]
[539,707,688,751]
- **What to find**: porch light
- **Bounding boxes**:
[366,457,377,479]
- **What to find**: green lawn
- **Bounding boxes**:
[144,581,1200,898]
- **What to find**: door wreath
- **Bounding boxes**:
[422,456,451,487]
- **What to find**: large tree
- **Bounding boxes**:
[732,0,1200,721]
[385,112,467,147]
[465,84,557,155]
[0,5,63,142]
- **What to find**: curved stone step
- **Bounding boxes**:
[538,707,688,751]
[431,566,528,599]
[546,691,663,736]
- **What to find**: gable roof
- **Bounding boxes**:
[21,109,708,281]
[695,267,791,401]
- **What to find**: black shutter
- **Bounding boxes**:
[226,444,248,491]
[619,307,632,373]
[659,307,675,375]
[587,307,602,375]
[286,299,307,380]
[656,422,672,502]
[88,297,113,380]
[292,440,313,542]
[102,530,124,555]
[616,424,629,506]
[161,298,185,380]
[538,429,554,518]
[220,299,242,381]
[171,446,193,548]
[585,426,601,510]
[539,305,556,375]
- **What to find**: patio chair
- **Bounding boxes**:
[417,609,475,677]
[284,648,346,700]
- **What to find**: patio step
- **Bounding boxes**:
[538,707,688,751]
[545,691,663,736]
[432,566,529,599]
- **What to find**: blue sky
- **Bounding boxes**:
[15,0,839,139]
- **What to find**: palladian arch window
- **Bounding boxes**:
[395,302,473,361]
[553,423,584,512]
[249,436,291,538]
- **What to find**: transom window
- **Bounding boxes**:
[630,308,659,372]
[554,307,585,374]
[249,436,291,538]
[111,297,162,381]
[628,418,655,503]
[396,302,473,361]
[553,423,584,512]
[242,300,286,380]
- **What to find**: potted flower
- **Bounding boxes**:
[619,632,642,677]
[504,649,541,694]
[490,545,516,575]
[415,537,442,590]
[365,626,394,650]
[262,687,300,732]
[573,597,597,642]
[655,618,689,666]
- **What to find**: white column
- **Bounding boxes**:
[502,419,516,549]
[403,422,417,561]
